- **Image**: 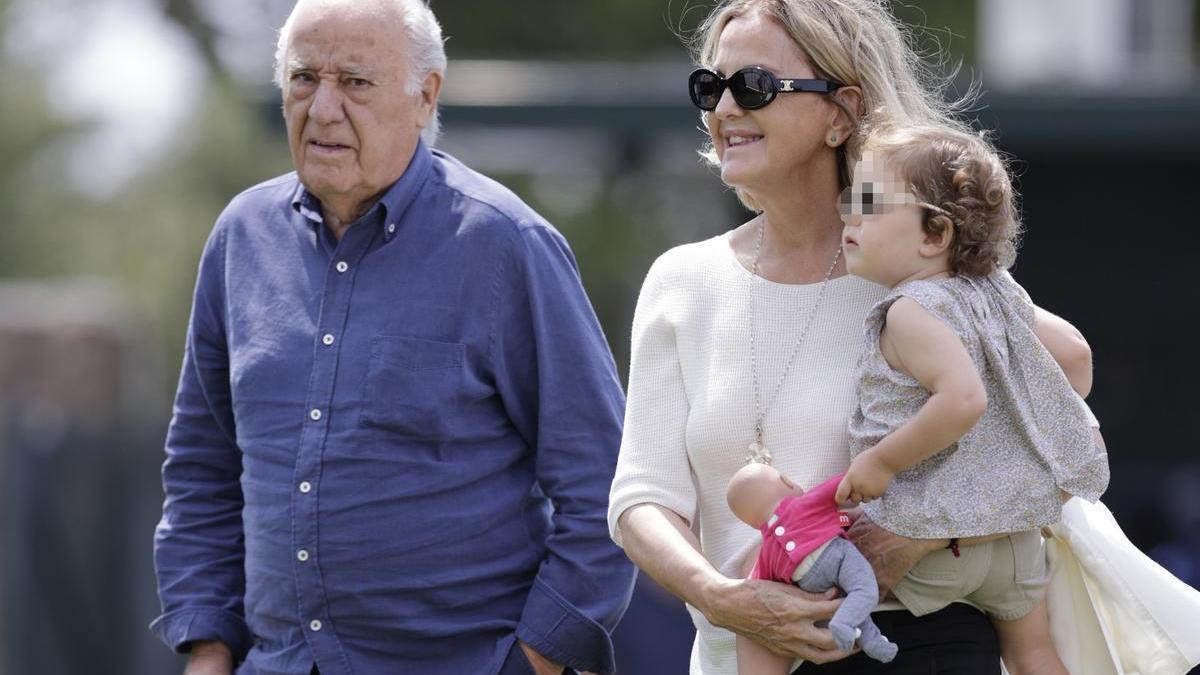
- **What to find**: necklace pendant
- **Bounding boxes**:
[747,440,773,465]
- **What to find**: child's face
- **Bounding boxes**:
[839,151,936,288]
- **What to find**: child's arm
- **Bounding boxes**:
[1033,306,1092,397]
[737,633,799,675]
[837,298,987,504]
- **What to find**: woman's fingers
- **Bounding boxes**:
[769,617,853,661]
[800,645,857,665]
[714,579,857,663]
[790,586,839,602]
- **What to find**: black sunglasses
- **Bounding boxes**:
[689,66,841,111]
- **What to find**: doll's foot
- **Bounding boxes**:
[829,622,861,652]
[861,635,898,663]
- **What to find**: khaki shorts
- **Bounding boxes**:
[892,530,1049,621]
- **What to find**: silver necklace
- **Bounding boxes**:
[746,220,842,465]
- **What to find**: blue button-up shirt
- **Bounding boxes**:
[151,141,635,675]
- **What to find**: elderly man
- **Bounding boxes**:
[150,1,635,673]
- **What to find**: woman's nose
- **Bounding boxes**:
[713,87,742,118]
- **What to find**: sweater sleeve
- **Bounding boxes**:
[607,253,698,546]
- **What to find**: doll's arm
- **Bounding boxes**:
[1033,306,1092,397]
[837,298,987,504]
[737,632,800,675]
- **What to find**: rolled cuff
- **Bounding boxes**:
[149,607,253,662]
[516,577,615,675]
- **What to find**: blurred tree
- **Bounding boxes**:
[1,44,292,401]
[434,0,976,64]
[434,0,691,58]
[890,0,977,70]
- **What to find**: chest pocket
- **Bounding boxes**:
[358,336,466,440]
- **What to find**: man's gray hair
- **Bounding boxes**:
[273,0,447,145]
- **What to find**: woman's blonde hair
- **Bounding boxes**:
[864,124,1021,276]
[692,0,974,211]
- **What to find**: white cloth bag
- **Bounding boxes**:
[1041,497,1200,675]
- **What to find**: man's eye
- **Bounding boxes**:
[291,72,315,84]
[346,78,370,88]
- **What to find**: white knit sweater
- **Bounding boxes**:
[608,232,887,675]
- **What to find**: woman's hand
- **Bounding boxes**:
[845,510,943,599]
[702,577,852,664]
[619,503,854,663]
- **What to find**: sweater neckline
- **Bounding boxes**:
[718,231,856,291]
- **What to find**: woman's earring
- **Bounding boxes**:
[829,134,838,145]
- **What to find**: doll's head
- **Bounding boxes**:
[727,462,805,529]
[839,125,1021,287]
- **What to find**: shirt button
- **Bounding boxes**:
[785,541,797,552]
[336,261,348,273]
[297,549,310,562]
[299,481,312,494]
[309,409,322,421]
[774,526,786,536]
[309,619,322,632]
[322,334,335,346]
[387,223,396,234]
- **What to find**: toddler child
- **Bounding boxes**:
[834,124,1108,675]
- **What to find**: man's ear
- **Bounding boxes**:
[416,70,443,127]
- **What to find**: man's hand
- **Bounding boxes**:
[845,511,941,599]
[519,640,568,675]
[703,577,852,664]
[183,640,233,675]
[836,452,894,504]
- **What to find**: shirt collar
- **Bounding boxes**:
[290,138,434,243]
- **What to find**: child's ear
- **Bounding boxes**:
[919,221,953,258]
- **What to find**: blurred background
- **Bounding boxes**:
[1,0,1198,673]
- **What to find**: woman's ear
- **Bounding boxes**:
[827,85,863,148]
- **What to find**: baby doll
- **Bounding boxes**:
[726,462,898,672]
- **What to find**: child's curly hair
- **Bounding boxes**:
[863,125,1021,277]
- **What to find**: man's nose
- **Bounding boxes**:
[309,80,346,125]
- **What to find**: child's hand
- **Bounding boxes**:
[836,453,895,504]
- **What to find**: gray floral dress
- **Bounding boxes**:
[849,271,1109,539]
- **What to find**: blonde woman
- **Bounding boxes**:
[606,1,1092,673]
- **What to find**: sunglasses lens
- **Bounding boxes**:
[689,70,723,111]
[731,69,773,109]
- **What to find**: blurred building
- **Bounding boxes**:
[980,0,1195,91]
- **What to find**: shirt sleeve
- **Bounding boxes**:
[488,224,636,675]
[149,224,252,661]
[607,253,698,546]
